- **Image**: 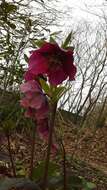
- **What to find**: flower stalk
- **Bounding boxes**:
[43,101,57,190]
[29,121,36,179]
[61,140,67,190]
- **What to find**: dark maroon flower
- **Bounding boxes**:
[25,42,77,85]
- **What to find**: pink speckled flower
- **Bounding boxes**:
[25,42,77,85]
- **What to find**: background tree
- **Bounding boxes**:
[60,20,107,128]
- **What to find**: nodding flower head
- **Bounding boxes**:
[25,42,77,86]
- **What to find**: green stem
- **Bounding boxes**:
[29,122,36,179]
[61,140,67,190]
[43,102,57,190]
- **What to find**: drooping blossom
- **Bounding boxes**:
[24,42,77,85]
[20,80,58,152]
[20,80,49,121]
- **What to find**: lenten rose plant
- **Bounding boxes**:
[20,33,77,190]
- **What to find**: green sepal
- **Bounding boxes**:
[51,86,69,102]
[49,36,57,44]
[62,32,72,49]
[33,39,46,48]
[50,31,62,36]
[39,78,50,96]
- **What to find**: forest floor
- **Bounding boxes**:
[0,122,107,190]
[63,122,107,189]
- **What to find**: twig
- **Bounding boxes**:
[6,132,16,177]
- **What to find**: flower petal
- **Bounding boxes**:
[20,80,41,93]
[30,93,45,109]
[35,42,60,54]
[24,71,36,81]
[35,100,49,120]
[63,51,77,80]
[48,67,67,86]
[20,97,30,108]
[24,108,35,118]
[29,53,48,75]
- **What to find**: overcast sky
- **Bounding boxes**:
[54,0,107,29]
[57,0,107,20]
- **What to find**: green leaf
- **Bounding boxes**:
[50,36,57,44]
[51,86,70,102]
[32,161,58,180]
[86,182,96,189]
[53,86,65,99]
[34,39,46,47]
[68,175,83,188]
[15,160,26,177]
[62,32,72,49]
[81,177,96,190]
